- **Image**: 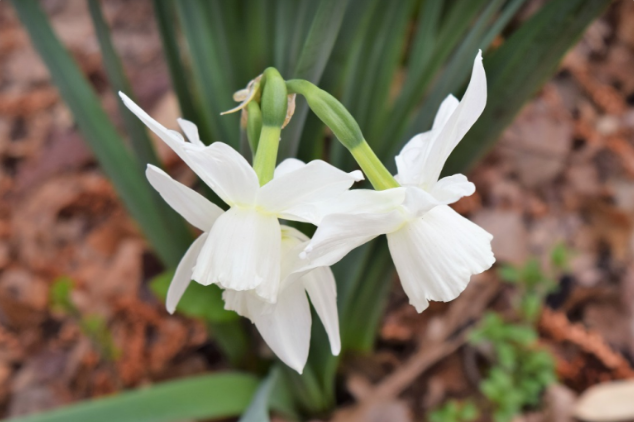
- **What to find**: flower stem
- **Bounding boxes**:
[253,125,281,185]
[350,141,400,190]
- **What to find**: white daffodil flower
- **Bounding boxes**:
[119,93,362,304]
[223,226,340,373]
[301,52,495,313]
[145,166,339,373]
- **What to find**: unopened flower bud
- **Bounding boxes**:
[260,68,288,128]
[286,79,364,150]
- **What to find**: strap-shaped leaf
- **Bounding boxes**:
[377,0,489,150]
[443,0,611,175]
[152,0,205,133]
[238,367,280,422]
[400,0,525,146]
[87,0,160,168]
[279,0,350,159]
[12,0,190,267]
[332,0,417,170]
[9,373,259,422]
[175,0,239,146]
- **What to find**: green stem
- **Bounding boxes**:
[253,125,281,185]
[252,67,287,186]
[350,141,400,190]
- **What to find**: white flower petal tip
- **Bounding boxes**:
[177,118,203,146]
[350,170,364,181]
[298,244,314,261]
[411,298,430,314]
[118,91,132,104]
[394,51,486,190]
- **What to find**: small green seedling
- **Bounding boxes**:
[429,400,479,422]
[431,245,568,422]
[50,277,120,361]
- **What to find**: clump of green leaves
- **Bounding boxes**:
[431,245,569,422]
[466,245,570,421]
[50,277,120,361]
[429,399,479,422]
[496,243,569,324]
[469,313,556,422]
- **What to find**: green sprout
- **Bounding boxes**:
[50,277,120,361]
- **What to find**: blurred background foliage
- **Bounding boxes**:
[8,0,610,421]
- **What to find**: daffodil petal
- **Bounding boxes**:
[274,158,306,178]
[431,94,461,132]
[301,266,340,355]
[250,282,311,374]
[301,210,405,270]
[279,226,310,286]
[320,188,406,215]
[420,51,487,187]
[258,160,363,224]
[222,289,250,318]
[119,93,201,157]
[395,131,432,187]
[166,233,208,314]
[146,165,222,232]
[177,118,204,146]
[401,186,441,218]
[430,174,475,204]
[119,93,219,191]
[193,208,281,301]
[395,94,459,187]
[386,205,494,313]
[183,142,260,207]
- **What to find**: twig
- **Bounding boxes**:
[358,277,501,403]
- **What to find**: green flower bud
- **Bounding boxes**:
[253,67,287,186]
[286,79,363,150]
[261,67,288,128]
[286,79,399,190]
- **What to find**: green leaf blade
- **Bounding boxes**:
[8,373,259,422]
[12,0,190,267]
[87,0,160,168]
[443,0,612,175]
[280,0,350,159]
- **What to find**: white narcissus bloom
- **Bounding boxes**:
[119,93,362,305]
[119,93,344,373]
[300,51,495,313]
[144,165,339,373]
